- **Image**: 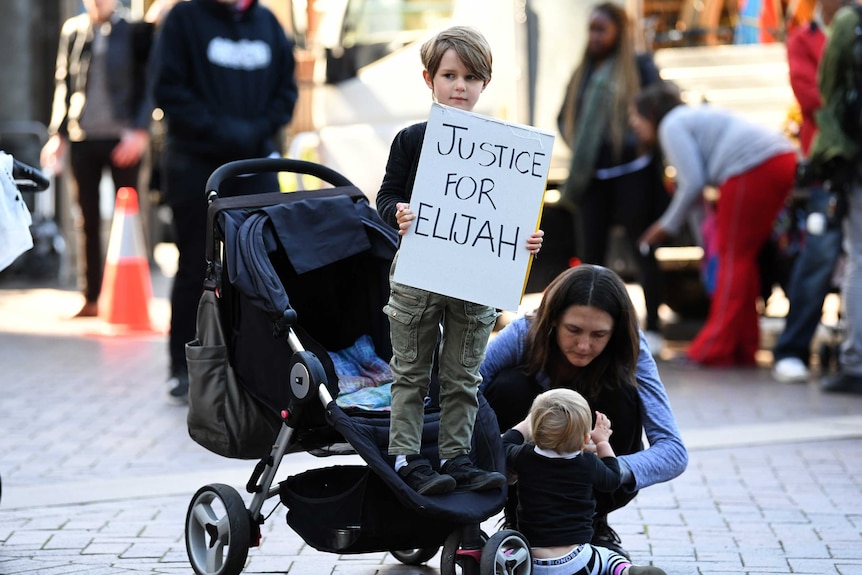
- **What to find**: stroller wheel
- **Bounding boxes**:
[186,483,251,575]
[391,546,440,565]
[480,529,532,575]
[441,529,488,575]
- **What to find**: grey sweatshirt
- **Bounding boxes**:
[657,105,796,234]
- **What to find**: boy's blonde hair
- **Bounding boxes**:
[530,389,592,454]
[420,26,492,83]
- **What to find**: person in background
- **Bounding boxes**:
[150,0,298,404]
[809,2,862,394]
[772,0,851,383]
[375,26,543,495]
[480,264,687,559]
[633,81,797,367]
[557,2,669,355]
[41,0,153,319]
[504,388,667,575]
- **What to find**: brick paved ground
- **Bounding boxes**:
[1,271,861,575]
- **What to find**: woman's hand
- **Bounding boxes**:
[395,202,415,236]
[526,229,544,255]
[639,221,670,247]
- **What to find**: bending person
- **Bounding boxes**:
[632,81,797,367]
[480,264,688,559]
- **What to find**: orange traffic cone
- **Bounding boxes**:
[98,187,154,332]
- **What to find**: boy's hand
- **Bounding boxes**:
[526,229,544,255]
[590,411,612,445]
[395,202,415,236]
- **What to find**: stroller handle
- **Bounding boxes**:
[205,158,354,200]
[12,158,50,192]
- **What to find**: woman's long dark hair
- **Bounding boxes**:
[526,265,640,396]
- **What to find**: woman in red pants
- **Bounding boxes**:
[630,81,798,367]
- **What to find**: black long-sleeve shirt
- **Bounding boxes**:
[503,429,621,548]
[375,122,427,229]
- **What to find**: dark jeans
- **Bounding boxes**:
[69,139,141,302]
[577,161,669,332]
[773,185,844,365]
[483,366,640,520]
[163,151,278,377]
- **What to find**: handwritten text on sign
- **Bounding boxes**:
[393,104,554,311]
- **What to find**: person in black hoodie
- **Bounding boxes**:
[151,0,298,404]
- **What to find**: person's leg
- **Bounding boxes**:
[162,153,213,384]
[437,299,505,490]
[838,178,862,376]
[436,300,496,459]
[688,153,796,365]
[822,172,862,392]
[482,366,541,432]
[577,179,613,265]
[773,185,844,372]
[386,281,440,456]
[611,165,668,334]
[69,140,112,308]
[167,194,208,378]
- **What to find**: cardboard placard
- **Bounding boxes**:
[393,103,554,311]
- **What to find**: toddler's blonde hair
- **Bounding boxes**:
[530,388,592,454]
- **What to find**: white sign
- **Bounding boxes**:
[393,103,554,311]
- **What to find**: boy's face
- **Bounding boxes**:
[423,48,489,112]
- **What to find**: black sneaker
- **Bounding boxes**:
[440,455,506,491]
[591,515,630,560]
[398,457,456,495]
[166,373,189,406]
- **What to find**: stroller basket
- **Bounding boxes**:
[281,465,453,554]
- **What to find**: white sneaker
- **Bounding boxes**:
[772,357,810,383]
[644,330,665,357]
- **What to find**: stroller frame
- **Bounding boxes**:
[184,159,533,575]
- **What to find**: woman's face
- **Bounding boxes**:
[629,105,657,146]
[554,305,614,367]
[586,10,620,59]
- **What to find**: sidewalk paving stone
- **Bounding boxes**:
[2,284,862,574]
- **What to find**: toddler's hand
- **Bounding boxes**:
[590,411,612,445]
[395,202,415,236]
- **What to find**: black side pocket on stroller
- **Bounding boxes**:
[186,290,281,459]
[281,465,452,554]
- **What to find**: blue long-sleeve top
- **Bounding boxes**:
[480,315,688,491]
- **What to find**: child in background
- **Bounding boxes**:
[503,389,667,575]
[375,26,544,495]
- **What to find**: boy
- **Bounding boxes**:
[504,389,668,575]
[376,26,543,495]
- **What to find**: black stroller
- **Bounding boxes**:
[183,159,532,575]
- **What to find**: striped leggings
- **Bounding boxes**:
[532,543,630,575]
